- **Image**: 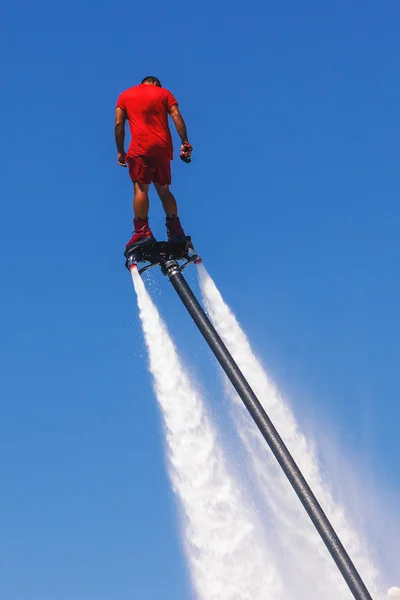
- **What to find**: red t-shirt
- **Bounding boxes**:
[116,84,178,159]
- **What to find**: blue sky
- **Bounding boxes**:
[1,0,399,598]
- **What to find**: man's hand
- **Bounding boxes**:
[180,143,193,163]
[118,151,127,167]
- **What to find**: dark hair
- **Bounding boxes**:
[141,76,162,87]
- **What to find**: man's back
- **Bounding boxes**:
[117,84,178,159]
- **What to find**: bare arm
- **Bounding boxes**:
[115,107,127,164]
[169,104,189,144]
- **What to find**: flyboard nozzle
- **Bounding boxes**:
[194,257,202,264]
[125,255,137,272]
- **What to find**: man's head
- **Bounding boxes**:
[141,76,162,87]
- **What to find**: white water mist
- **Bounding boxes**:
[197,263,381,599]
[131,268,282,600]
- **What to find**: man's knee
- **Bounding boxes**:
[134,182,149,195]
[155,183,170,199]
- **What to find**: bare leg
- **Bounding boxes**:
[154,183,178,217]
[134,182,150,219]
[154,183,186,238]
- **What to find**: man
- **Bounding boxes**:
[115,76,193,251]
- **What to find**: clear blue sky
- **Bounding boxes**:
[1,1,399,598]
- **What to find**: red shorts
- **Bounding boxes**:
[127,155,171,186]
